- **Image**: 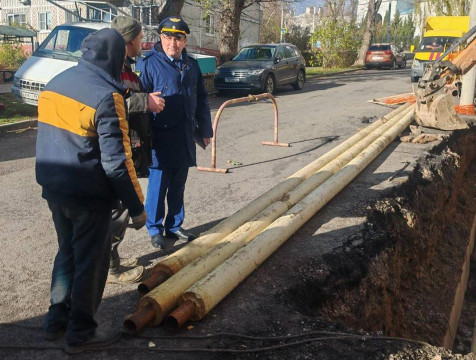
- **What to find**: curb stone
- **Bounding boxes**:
[0,119,37,133]
[306,67,364,79]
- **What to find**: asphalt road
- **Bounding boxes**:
[0,65,436,359]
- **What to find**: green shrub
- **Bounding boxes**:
[0,43,27,69]
[302,50,323,67]
[311,18,361,68]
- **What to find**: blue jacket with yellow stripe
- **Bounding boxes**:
[35,29,144,216]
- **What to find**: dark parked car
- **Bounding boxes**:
[365,43,406,69]
[214,43,306,94]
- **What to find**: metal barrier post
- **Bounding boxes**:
[259,94,290,147]
[197,93,289,173]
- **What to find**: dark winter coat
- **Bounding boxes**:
[121,57,152,178]
[36,29,144,217]
[140,42,213,168]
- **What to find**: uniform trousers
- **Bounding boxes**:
[145,166,189,236]
[45,201,111,345]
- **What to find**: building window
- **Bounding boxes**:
[65,10,79,23]
[205,14,215,35]
[7,14,26,27]
[39,12,52,31]
[132,6,160,26]
[88,5,112,22]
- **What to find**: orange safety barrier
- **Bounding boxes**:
[370,93,416,106]
[455,104,475,115]
[372,93,475,115]
[197,93,289,174]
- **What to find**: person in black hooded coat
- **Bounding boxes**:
[36,28,146,354]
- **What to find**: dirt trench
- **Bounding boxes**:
[283,126,476,351]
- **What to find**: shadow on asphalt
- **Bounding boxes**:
[227,135,340,171]
[0,293,216,360]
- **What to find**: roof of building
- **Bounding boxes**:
[0,25,36,38]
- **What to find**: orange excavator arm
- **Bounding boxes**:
[414,25,476,130]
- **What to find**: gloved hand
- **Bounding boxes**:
[147,92,165,113]
[131,210,147,230]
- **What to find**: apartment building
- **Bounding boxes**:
[0,0,262,56]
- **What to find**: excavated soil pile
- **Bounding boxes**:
[285,127,476,348]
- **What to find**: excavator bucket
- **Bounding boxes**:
[412,24,476,131]
[414,92,469,130]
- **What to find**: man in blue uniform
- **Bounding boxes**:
[36,28,146,353]
[140,16,213,249]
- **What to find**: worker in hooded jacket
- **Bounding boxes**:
[140,16,213,249]
[36,28,146,353]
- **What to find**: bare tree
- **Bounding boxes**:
[260,2,281,43]
[218,0,246,63]
[415,0,469,16]
[354,0,382,66]
[200,0,300,64]
[157,0,186,22]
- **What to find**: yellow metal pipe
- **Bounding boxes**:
[140,103,413,291]
[128,106,414,330]
[176,108,415,323]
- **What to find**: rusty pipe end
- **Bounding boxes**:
[137,269,170,296]
[123,305,156,334]
[164,300,197,330]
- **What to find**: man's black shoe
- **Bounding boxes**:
[165,228,197,241]
[151,234,165,249]
[64,329,121,354]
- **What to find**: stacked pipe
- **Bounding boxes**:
[138,103,412,295]
[124,104,415,332]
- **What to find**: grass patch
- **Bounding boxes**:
[0,92,37,125]
[305,66,362,76]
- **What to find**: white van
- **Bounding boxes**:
[12,22,109,105]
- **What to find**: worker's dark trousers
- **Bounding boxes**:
[109,203,129,274]
[145,166,188,236]
[45,201,111,345]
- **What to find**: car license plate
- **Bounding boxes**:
[225,78,239,83]
[372,56,383,60]
[20,90,39,101]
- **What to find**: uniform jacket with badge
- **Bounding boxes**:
[140,42,213,168]
[35,30,144,217]
[121,56,152,178]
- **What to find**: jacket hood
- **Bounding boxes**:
[81,28,125,81]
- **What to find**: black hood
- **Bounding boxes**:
[80,28,125,81]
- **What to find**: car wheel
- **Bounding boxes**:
[263,74,275,94]
[390,60,396,70]
[365,65,371,70]
[292,70,305,90]
[399,59,407,69]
